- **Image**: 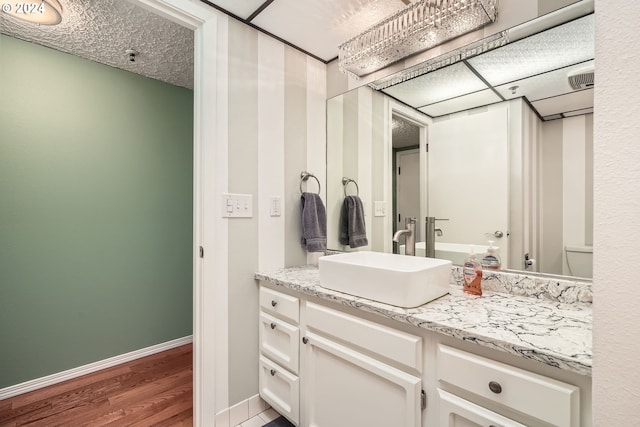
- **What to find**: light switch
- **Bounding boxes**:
[222,193,253,218]
[374,201,387,217]
[270,196,281,217]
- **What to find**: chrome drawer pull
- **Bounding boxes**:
[271,300,278,307]
[270,322,277,330]
[488,381,502,394]
[270,369,276,376]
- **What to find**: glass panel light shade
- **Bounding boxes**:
[338,0,498,78]
[2,0,63,25]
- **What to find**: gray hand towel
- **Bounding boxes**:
[339,196,368,248]
[300,192,327,252]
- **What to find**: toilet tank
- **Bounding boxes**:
[565,245,593,278]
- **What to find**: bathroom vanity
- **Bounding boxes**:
[255,266,592,427]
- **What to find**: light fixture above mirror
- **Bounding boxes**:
[2,0,63,25]
[338,0,498,78]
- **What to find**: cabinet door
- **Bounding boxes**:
[302,331,422,427]
[438,389,526,427]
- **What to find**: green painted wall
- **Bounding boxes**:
[0,35,194,388]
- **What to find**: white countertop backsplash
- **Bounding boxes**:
[255,264,592,377]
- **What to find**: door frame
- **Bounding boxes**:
[126,1,222,425]
[386,101,431,244]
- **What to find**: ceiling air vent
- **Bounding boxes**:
[568,66,595,90]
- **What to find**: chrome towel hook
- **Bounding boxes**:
[342,177,359,197]
[300,171,321,195]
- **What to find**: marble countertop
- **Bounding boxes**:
[255,265,592,377]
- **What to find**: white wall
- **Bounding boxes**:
[212,12,326,411]
[326,86,387,252]
[538,115,594,276]
[593,0,640,424]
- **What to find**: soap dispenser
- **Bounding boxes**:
[463,245,483,296]
[481,240,502,270]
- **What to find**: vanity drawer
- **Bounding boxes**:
[259,312,299,374]
[305,302,422,372]
[259,355,299,426]
[260,286,299,324]
[438,345,580,427]
[438,389,526,427]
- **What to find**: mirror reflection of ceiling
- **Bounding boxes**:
[392,116,421,149]
[382,14,594,120]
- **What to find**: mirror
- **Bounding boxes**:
[326,5,594,279]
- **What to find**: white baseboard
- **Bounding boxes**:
[0,335,193,400]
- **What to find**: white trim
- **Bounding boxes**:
[0,336,193,400]
[124,1,221,425]
[387,100,432,245]
[213,10,230,414]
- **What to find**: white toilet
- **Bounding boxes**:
[565,245,593,278]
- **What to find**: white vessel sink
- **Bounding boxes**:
[318,251,452,308]
[436,242,489,265]
[400,242,489,265]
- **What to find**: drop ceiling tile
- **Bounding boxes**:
[207,0,267,20]
[531,89,594,117]
[251,0,408,61]
[383,62,489,108]
[468,14,594,86]
[495,60,594,101]
[418,89,501,117]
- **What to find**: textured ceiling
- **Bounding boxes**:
[392,116,420,149]
[0,0,194,89]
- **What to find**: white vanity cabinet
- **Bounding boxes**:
[258,287,301,425]
[257,282,590,427]
[301,302,424,427]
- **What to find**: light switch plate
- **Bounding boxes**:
[374,201,387,217]
[269,196,281,217]
[222,193,253,218]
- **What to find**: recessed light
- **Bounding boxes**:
[1,0,63,25]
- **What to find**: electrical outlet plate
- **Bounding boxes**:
[222,193,253,218]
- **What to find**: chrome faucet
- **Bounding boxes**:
[393,217,416,256]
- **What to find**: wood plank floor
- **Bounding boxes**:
[0,344,193,427]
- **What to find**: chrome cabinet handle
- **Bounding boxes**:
[488,381,502,394]
[270,322,276,330]
[270,369,276,376]
[271,300,278,307]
